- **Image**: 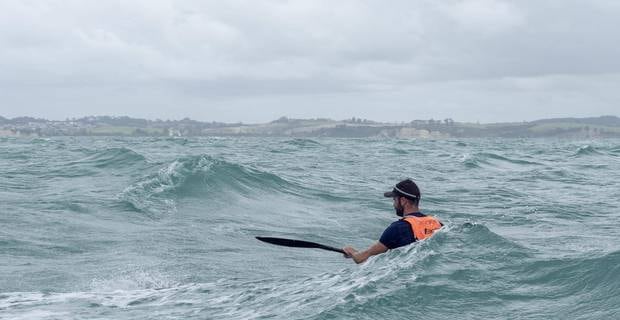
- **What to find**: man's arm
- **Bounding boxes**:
[343,242,388,264]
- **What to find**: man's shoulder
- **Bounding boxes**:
[386,219,410,229]
[380,219,416,249]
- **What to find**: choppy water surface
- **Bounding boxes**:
[1,137,619,319]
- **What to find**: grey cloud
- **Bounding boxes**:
[0,0,619,121]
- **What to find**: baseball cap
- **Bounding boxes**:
[383,179,420,201]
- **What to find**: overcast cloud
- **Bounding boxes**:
[1,0,619,123]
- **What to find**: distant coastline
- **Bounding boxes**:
[1,115,619,138]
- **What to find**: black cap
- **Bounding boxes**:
[384,179,420,201]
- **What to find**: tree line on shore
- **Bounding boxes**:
[1,115,619,138]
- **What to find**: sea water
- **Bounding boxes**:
[1,137,619,319]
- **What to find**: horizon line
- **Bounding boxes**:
[2,114,619,126]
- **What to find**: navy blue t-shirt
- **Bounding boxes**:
[379,212,429,249]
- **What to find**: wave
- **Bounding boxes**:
[118,154,297,216]
[573,145,602,157]
[523,167,588,184]
[164,137,191,145]
[4,222,617,320]
[609,146,620,156]
[501,250,620,318]
[0,151,31,160]
[574,163,608,169]
[0,269,184,318]
[75,147,147,168]
[389,147,408,155]
[44,147,148,178]
[284,138,322,148]
[247,223,530,319]
[519,250,620,294]
[243,223,532,319]
[310,228,620,319]
[461,152,542,169]
[28,138,52,144]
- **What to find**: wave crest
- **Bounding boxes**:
[574,145,601,156]
[75,147,147,168]
[284,138,321,148]
[118,155,295,216]
[461,152,541,169]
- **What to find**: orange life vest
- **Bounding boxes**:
[403,215,442,241]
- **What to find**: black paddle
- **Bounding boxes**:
[256,236,345,254]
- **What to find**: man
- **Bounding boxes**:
[343,179,443,264]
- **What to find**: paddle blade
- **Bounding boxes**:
[256,236,345,254]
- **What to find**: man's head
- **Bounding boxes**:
[384,179,421,217]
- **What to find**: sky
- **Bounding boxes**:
[1,0,619,123]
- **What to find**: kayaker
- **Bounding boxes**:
[343,178,443,264]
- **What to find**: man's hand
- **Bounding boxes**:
[342,242,388,264]
[342,246,358,258]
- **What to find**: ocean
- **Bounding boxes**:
[1,137,619,319]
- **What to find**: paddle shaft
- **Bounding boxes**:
[256,236,345,254]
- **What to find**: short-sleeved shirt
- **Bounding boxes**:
[379,212,428,249]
